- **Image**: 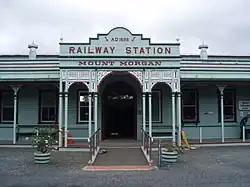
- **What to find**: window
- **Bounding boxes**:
[39,91,58,123]
[218,90,236,122]
[1,91,14,122]
[78,91,94,123]
[182,90,199,122]
[146,90,162,122]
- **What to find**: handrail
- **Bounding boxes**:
[141,128,154,164]
[158,139,163,168]
[88,128,101,165]
[180,124,250,143]
[182,124,250,128]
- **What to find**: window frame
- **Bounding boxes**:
[0,91,15,123]
[181,89,199,123]
[218,89,236,122]
[38,90,58,123]
[77,90,94,124]
[146,90,162,123]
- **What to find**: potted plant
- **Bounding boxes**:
[32,126,56,164]
[161,142,184,163]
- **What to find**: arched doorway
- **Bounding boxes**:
[102,81,137,139]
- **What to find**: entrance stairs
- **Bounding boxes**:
[83,140,158,171]
[100,139,141,148]
[94,148,148,166]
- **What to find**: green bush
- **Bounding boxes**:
[32,127,56,153]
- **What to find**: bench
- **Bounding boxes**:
[143,125,174,139]
[16,124,57,141]
[152,131,172,137]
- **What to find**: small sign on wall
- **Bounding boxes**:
[239,101,250,110]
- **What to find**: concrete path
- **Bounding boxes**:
[93,148,148,166]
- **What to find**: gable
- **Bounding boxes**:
[59,27,180,58]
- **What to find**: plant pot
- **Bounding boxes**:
[161,148,178,163]
[34,152,50,164]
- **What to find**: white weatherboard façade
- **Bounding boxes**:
[0,27,250,147]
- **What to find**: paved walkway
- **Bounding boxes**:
[1,146,250,186]
[93,148,148,166]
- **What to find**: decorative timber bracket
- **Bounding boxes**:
[216,84,227,95]
[61,68,180,93]
[61,69,97,92]
[143,69,179,92]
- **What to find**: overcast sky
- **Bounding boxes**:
[0,0,250,55]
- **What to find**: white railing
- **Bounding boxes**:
[141,128,154,164]
[88,128,101,165]
[157,139,163,168]
[182,124,250,143]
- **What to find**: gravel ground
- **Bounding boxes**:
[1,146,250,187]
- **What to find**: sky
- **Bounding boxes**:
[0,0,250,56]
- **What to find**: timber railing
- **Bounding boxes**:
[181,124,250,143]
[141,128,154,164]
[88,128,101,165]
[157,139,163,168]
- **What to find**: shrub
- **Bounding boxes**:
[163,142,184,154]
[32,127,56,153]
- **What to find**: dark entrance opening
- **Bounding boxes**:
[102,81,137,139]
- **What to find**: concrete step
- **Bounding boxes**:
[100,139,141,148]
[83,165,157,171]
[93,148,148,166]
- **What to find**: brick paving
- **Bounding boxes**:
[1,146,250,186]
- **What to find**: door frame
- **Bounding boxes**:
[101,85,137,140]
